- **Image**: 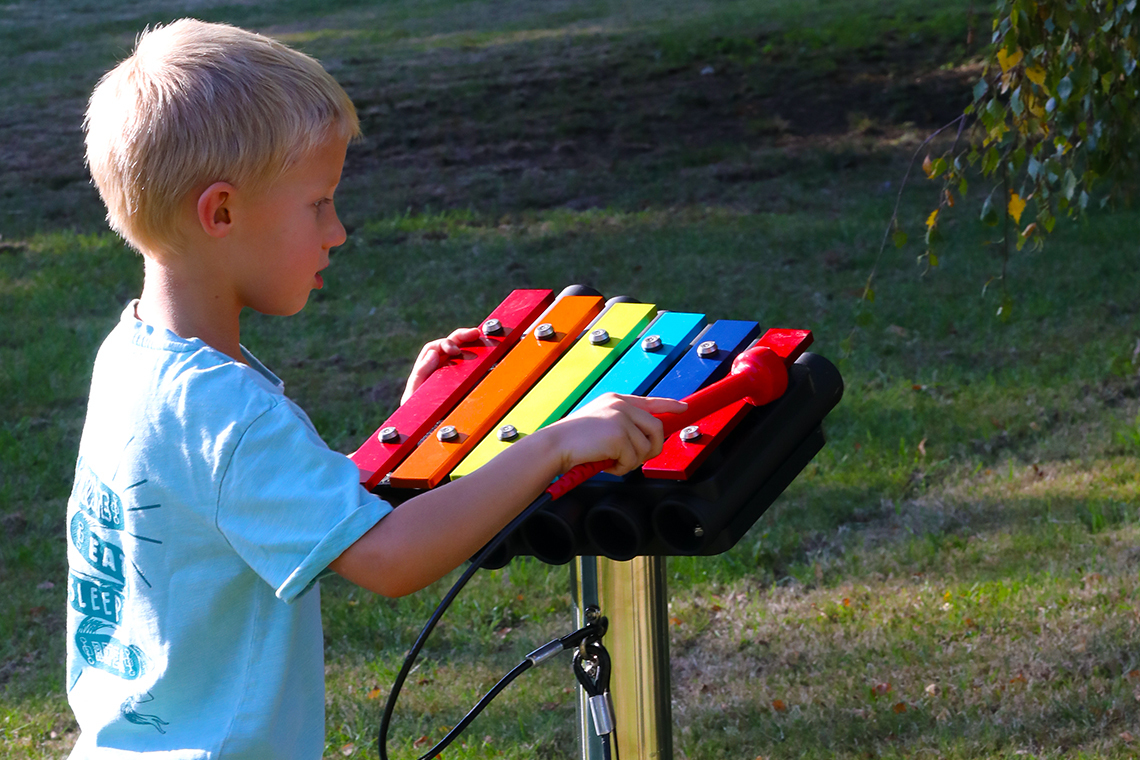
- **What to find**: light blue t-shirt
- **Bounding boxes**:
[66,303,392,759]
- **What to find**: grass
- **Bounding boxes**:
[2,0,1140,758]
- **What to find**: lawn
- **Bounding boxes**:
[1,0,1139,758]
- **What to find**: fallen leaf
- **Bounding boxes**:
[1009,673,1027,685]
[842,598,851,607]
[871,682,892,699]
[1122,731,1136,743]
[417,678,432,686]
[1127,669,1140,681]
[670,616,682,626]
[340,743,356,756]
[37,581,54,590]
[917,438,927,457]
[772,699,787,712]
[367,687,382,700]
[925,683,939,697]
[893,702,907,713]
[413,736,432,748]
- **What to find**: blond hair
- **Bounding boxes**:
[84,19,360,256]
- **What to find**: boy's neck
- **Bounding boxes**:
[137,255,246,364]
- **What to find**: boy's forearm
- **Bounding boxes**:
[329,429,566,597]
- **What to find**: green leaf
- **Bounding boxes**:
[1063,169,1078,200]
[997,294,1014,322]
[1057,75,1074,101]
[982,146,1001,176]
[980,194,1001,226]
[1027,155,1042,179]
[892,228,908,249]
[973,78,989,101]
[925,223,941,246]
[855,310,874,327]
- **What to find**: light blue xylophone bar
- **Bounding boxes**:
[569,311,708,415]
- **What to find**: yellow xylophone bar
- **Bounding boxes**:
[388,295,604,489]
[450,300,658,480]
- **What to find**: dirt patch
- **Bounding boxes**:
[339,33,974,212]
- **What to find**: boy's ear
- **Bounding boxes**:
[196,182,236,238]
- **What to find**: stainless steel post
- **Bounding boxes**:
[573,556,673,760]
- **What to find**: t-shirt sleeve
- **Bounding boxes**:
[216,399,393,603]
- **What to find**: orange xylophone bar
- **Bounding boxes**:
[387,292,604,489]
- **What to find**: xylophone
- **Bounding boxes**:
[351,285,844,568]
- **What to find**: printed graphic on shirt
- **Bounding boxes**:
[122,693,169,734]
[73,616,148,680]
[72,459,125,530]
[71,512,125,583]
[68,459,168,730]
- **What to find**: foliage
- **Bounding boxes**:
[921,0,1140,315]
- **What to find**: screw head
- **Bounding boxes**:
[482,318,503,336]
[436,425,459,442]
[641,334,663,352]
[693,526,705,537]
[680,425,702,442]
[378,426,399,444]
[697,340,718,358]
[534,322,555,340]
[497,424,519,441]
[589,328,610,345]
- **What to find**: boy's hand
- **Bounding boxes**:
[550,393,688,476]
[402,326,486,404]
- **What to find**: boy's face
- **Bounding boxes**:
[229,135,349,317]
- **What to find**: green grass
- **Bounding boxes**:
[3,0,1140,758]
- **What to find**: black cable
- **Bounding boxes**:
[407,621,610,758]
[378,492,553,760]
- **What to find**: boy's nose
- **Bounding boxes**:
[326,213,347,249]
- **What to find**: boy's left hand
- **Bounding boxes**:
[402,326,485,404]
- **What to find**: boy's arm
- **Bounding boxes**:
[329,394,685,597]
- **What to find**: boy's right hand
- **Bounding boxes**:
[547,393,688,476]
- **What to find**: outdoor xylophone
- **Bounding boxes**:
[350,285,844,568]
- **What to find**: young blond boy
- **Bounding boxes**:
[71,18,682,758]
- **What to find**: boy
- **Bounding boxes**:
[70,18,683,758]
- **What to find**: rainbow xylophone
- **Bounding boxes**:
[350,286,844,567]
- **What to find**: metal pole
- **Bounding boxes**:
[573,556,673,760]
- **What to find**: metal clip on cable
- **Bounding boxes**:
[573,638,616,739]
